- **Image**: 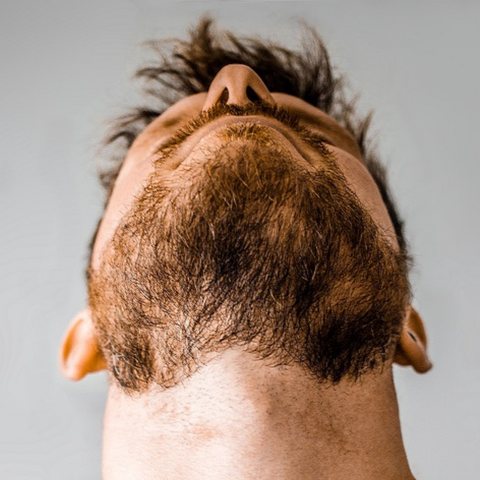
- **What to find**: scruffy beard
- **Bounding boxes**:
[88,126,410,394]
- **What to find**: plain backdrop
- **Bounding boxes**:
[1,1,479,479]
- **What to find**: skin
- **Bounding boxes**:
[91,90,395,272]
[60,65,432,480]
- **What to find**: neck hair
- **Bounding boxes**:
[89,138,410,393]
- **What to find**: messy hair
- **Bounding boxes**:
[95,16,408,255]
[87,17,413,393]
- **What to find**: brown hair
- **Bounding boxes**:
[92,16,408,257]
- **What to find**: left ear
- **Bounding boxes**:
[59,309,107,381]
[393,306,433,373]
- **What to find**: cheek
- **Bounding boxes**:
[329,146,398,249]
[120,93,209,171]
[91,93,209,270]
[91,154,155,270]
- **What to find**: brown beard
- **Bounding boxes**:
[97,17,408,255]
[88,124,410,394]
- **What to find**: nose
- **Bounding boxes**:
[202,64,275,110]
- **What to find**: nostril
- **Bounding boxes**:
[246,86,260,102]
[202,64,275,111]
[218,88,229,104]
[218,86,259,105]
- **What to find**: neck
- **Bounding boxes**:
[102,348,415,480]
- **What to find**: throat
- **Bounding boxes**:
[102,348,415,480]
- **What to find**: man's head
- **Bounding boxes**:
[60,18,431,394]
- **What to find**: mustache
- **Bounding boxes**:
[150,99,331,162]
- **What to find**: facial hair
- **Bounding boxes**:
[88,122,410,394]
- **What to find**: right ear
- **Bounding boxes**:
[393,306,433,373]
[59,309,107,381]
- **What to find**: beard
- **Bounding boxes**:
[88,126,410,393]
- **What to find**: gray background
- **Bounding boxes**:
[1,1,478,479]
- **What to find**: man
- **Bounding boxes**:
[60,17,432,480]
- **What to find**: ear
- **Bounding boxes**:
[59,309,107,381]
[393,306,432,373]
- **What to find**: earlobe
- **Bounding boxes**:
[393,306,433,373]
[59,309,107,381]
